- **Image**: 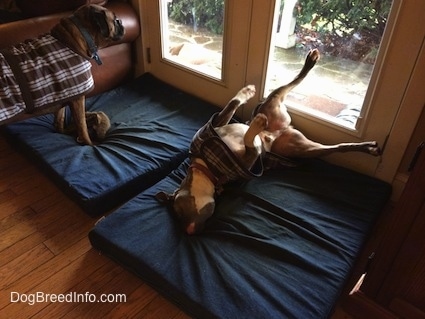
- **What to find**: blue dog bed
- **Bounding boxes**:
[89,159,391,319]
[1,73,219,216]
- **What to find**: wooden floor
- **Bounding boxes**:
[0,134,353,318]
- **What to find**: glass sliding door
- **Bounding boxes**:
[264,0,393,130]
[142,0,252,107]
[160,0,225,80]
[141,0,424,180]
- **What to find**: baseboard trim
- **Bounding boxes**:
[342,292,398,319]
[391,172,409,201]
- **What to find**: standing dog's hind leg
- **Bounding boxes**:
[212,85,256,127]
[69,97,92,145]
[54,106,66,133]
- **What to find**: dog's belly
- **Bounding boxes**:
[0,34,93,121]
[215,123,262,156]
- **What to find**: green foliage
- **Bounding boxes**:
[296,0,392,40]
[167,0,392,62]
[168,0,225,34]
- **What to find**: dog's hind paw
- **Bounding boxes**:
[308,48,320,62]
[362,141,380,156]
[368,141,381,156]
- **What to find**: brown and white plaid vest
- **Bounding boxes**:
[0,34,93,121]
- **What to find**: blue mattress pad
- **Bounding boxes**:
[89,158,391,318]
[1,73,219,216]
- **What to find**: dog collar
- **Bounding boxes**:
[190,162,221,188]
[69,16,102,65]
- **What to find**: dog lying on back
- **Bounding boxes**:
[158,49,380,235]
[0,4,124,144]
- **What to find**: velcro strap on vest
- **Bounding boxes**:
[0,49,35,113]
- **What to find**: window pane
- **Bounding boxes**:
[265,0,393,129]
[161,0,225,80]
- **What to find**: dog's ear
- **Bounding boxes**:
[89,6,110,38]
[155,191,175,203]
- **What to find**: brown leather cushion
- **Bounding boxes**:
[0,2,139,49]
[16,0,108,18]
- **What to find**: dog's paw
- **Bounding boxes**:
[235,84,256,104]
[367,141,381,156]
[251,113,268,132]
[308,48,320,62]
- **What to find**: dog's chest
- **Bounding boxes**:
[215,123,262,155]
[0,34,93,120]
[190,115,264,183]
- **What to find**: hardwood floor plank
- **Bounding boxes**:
[0,185,57,220]
[0,247,110,317]
[173,311,193,319]
[0,243,54,296]
[31,259,125,318]
[0,206,36,233]
[35,204,90,250]
[1,238,91,299]
[0,231,47,268]
[0,212,39,251]
[0,165,38,193]
[59,262,142,319]
[134,294,182,319]
[0,199,83,267]
[0,189,16,205]
[43,220,94,256]
[0,153,27,177]
[10,168,57,196]
[30,190,71,213]
[104,280,160,318]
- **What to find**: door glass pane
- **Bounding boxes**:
[160,0,225,80]
[265,0,393,129]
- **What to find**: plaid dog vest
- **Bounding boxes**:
[190,113,264,185]
[190,113,298,186]
[0,34,93,121]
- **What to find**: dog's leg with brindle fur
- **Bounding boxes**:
[69,97,92,145]
[256,48,380,157]
[55,97,92,145]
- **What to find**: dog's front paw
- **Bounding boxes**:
[235,84,256,104]
[251,113,268,132]
[367,141,381,156]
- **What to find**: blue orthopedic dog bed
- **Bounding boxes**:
[89,159,391,319]
[1,73,219,216]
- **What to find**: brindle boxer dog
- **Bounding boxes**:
[0,4,124,145]
[158,49,380,235]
